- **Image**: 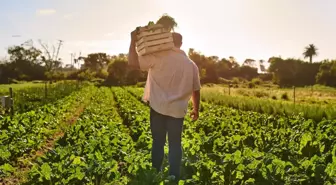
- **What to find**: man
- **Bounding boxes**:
[128,29,201,181]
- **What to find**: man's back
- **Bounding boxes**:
[139,48,200,118]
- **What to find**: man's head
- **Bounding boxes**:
[172,32,182,48]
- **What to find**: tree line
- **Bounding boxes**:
[0,41,335,87]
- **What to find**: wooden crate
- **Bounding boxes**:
[136,24,174,56]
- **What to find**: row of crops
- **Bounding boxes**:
[15,87,156,185]
[1,85,336,184]
[0,84,96,182]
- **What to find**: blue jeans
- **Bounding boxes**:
[149,108,184,180]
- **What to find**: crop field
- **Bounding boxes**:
[1,83,336,184]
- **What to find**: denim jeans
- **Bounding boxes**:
[149,108,184,181]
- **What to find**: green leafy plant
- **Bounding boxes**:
[156,13,178,31]
[0,84,95,180]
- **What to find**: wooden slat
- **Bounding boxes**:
[138,42,174,56]
[136,32,172,45]
[137,37,173,51]
[137,28,168,40]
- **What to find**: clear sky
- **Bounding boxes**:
[0,0,335,65]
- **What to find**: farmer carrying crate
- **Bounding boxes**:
[127,15,201,182]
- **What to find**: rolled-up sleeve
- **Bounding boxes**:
[192,63,201,91]
[138,54,155,71]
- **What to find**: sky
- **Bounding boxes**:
[0,0,335,66]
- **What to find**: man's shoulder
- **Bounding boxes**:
[185,57,198,67]
[170,49,194,62]
[178,54,198,70]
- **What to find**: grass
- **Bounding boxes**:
[0,80,80,92]
[0,83,43,95]
[128,84,336,122]
[201,89,336,122]
[202,83,336,105]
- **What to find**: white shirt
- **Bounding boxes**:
[137,47,201,118]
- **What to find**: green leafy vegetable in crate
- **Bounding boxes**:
[136,14,178,33]
[156,13,178,31]
[147,21,155,26]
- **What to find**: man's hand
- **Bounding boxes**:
[191,90,200,121]
[190,109,199,121]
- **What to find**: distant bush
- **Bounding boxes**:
[91,78,105,85]
[253,90,269,98]
[261,83,279,89]
[32,80,44,83]
[11,79,21,84]
[236,89,250,97]
[218,77,231,84]
[232,77,240,84]
[96,70,108,79]
[258,73,273,81]
[136,82,146,87]
[204,83,216,87]
[281,92,289,100]
[252,78,263,85]
[248,82,255,88]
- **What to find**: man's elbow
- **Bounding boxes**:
[128,61,140,70]
[127,57,140,69]
[128,64,140,70]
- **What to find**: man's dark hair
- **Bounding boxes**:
[172,32,182,48]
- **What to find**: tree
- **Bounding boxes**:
[6,45,45,81]
[107,58,129,85]
[243,58,256,68]
[268,57,321,87]
[216,58,231,79]
[303,44,318,63]
[77,69,96,81]
[237,66,258,81]
[268,57,296,86]
[80,53,109,73]
[259,60,267,72]
[7,45,42,65]
[229,56,240,69]
[187,49,219,83]
[316,60,336,87]
[39,40,63,72]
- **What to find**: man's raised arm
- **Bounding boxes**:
[128,30,140,69]
[127,29,154,71]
